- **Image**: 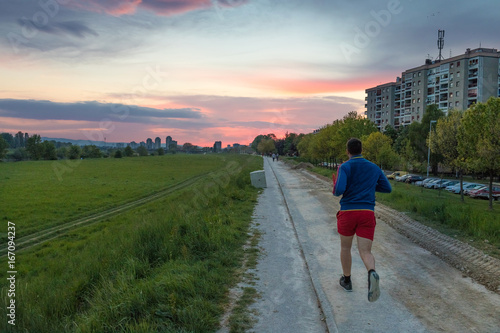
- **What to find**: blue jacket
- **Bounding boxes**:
[333,155,392,211]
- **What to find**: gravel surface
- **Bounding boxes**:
[238,157,500,333]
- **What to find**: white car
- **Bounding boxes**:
[424,179,442,188]
[450,182,481,194]
[417,178,437,187]
[464,184,487,196]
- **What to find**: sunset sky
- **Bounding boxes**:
[1,0,499,147]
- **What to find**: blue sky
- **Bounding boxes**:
[0,0,499,146]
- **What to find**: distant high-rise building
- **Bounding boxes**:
[146,138,153,150]
[140,141,146,147]
[129,141,138,149]
[166,136,172,150]
[155,137,161,149]
[171,140,177,150]
[365,47,500,130]
[213,141,222,153]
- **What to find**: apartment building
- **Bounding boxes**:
[365,47,500,130]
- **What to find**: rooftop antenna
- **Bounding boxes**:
[437,29,445,61]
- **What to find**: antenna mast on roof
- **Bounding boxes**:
[437,29,445,61]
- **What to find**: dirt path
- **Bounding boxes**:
[246,157,500,332]
[0,173,208,256]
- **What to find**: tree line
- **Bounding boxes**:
[251,97,500,209]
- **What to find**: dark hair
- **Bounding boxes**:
[346,138,362,155]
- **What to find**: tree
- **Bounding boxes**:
[458,97,500,209]
[257,139,275,154]
[124,146,134,157]
[432,110,466,200]
[0,136,8,159]
[406,105,445,173]
[363,132,399,170]
[1,133,14,148]
[11,148,28,161]
[114,150,123,158]
[183,142,194,153]
[26,134,42,160]
[251,134,276,152]
[82,145,102,158]
[41,141,57,160]
[136,146,148,156]
[68,145,81,159]
[383,125,398,144]
[157,147,165,156]
[297,133,314,158]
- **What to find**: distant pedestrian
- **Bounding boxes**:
[276,153,279,161]
[332,138,392,302]
[272,153,276,162]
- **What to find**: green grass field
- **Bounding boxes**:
[1,154,263,332]
[0,155,232,238]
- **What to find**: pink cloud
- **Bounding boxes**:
[67,0,247,16]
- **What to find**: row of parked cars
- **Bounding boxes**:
[387,171,500,200]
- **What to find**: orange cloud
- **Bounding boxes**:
[250,76,396,95]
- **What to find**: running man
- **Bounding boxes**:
[333,138,392,302]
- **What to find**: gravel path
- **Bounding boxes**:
[244,157,500,332]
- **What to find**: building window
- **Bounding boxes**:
[450,63,454,69]
[457,61,460,67]
[449,92,453,98]
[455,101,460,107]
[457,71,460,78]
[412,99,416,104]
[413,73,416,78]
[418,72,422,77]
[456,81,460,87]
[456,91,460,97]
[450,82,454,88]
[417,98,421,103]
[418,80,421,86]
[418,89,421,94]
[417,107,420,112]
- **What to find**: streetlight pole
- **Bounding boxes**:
[427,120,437,177]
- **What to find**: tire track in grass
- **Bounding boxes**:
[0,173,208,256]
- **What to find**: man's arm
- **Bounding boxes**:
[375,170,392,193]
[333,164,347,196]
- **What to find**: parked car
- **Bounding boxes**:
[469,186,500,200]
[449,182,481,194]
[416,178,437,187]
[397,174,412,182]
[387,171,408,180]
[405,175,425,184]
[424,179,442,188]
[435,180,459,189]
[445,182,466,192]
[464,185,487,196]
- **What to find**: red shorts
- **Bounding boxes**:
[336,210,376,241]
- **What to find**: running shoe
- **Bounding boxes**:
[339,275,352,292]
[368,270,380,302]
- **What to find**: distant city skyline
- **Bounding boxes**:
[1,1,500,145]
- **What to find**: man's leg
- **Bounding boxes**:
[356,236,375,271]
[357,236,380,302]
[340,235,354,276]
